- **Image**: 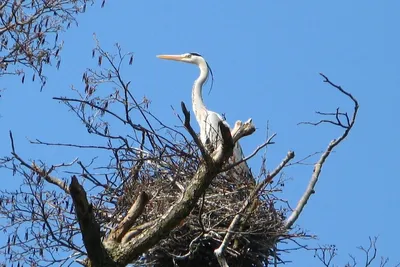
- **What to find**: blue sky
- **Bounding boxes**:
[1,1,399,266]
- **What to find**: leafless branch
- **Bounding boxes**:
[214,150,294,265]
[11,151,70,194]
[181,101,209,161]
[285,73,359,229]
[314,245,337,267]
[315,237,398,267]
[69,175,115,266]
[221,133,276,172]
[0,0,101,88]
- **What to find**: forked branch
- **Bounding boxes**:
[285,73,359,229]
[10,131,70,194]
[315,237,398,267]
[108,191,149,243]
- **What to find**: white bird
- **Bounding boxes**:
[157,52,252,178]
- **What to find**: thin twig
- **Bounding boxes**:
[221,133,276,172]
[9,131,15,153]
[12,152,70,194]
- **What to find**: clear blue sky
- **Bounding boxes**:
[1,1,399,266]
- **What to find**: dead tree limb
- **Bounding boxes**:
[285,73,359,229]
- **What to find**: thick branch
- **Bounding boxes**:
[114,121,255,265]
[108,191,149,243]
[69,176,118,267]
[120,221,154,244]
[231,118,255,144]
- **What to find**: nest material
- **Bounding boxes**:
[105,154,287,267]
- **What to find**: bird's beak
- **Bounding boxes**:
[156,54,185,62]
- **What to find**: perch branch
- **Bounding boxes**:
[285,73,359,229]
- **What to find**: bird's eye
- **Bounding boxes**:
[186,54,192,58]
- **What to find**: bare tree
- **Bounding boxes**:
[0,39,360,267]
[314,237,399,267]
[0,0,101,89]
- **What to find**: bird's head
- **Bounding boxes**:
[157,52,214,93]
[157,52,206,66]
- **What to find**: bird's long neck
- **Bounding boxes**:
[192,61,209,122]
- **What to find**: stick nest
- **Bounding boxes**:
[97,142,287,267]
